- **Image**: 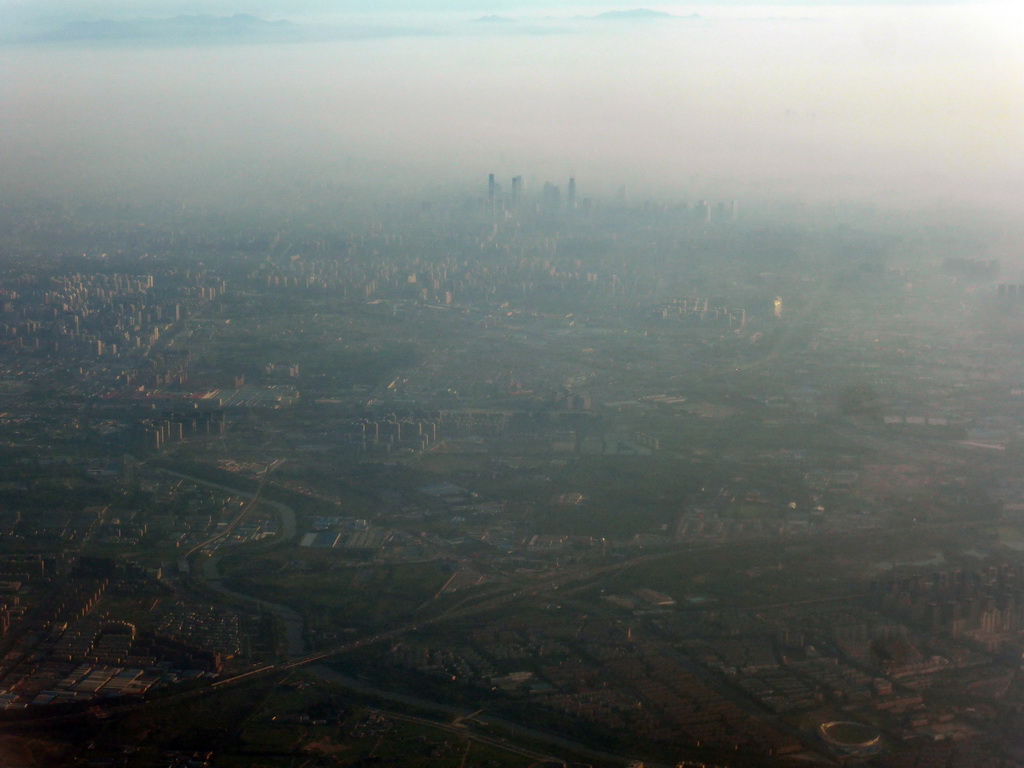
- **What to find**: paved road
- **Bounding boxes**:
[159,469,305,656]
[203,556,307,657]
[309,665,658,768]
[158,469,297,541]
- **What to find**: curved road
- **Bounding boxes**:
[159,469,307,656]
[202,555,306,657]
[309,665,658,767]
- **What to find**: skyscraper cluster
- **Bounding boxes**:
[486,173,580,216]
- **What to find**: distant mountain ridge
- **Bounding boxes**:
[20,8,707,46]
[591,9,699,21]
[593,9,675,20]
[33,13,300,43]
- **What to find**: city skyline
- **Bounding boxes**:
[1,2,1021,214]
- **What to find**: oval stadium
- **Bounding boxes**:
[818,721,883,755]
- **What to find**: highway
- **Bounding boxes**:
[11,486,977,760]
[160,466,306,655]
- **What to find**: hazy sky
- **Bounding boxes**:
[1,1,1021,213]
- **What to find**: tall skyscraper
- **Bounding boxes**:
[488,173,496,202]
[567,174,576,209]
[696,200,711,223]
[511,176,523,204]
[542,182,561,213]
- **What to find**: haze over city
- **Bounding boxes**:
[4,2,1024,768]
[1,1,1021,212]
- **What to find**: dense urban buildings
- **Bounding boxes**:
[0,178,1021,767]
